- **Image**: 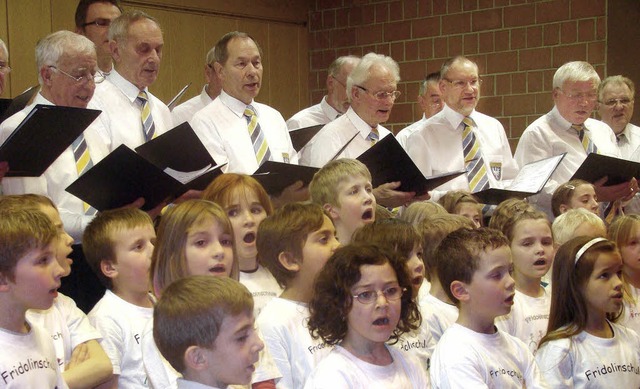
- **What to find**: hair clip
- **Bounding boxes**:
[574,237,607,265]
[563,184,576,190]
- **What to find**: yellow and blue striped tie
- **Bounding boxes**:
[572,124,598,154]
[462,117,490,192]
[244,105,271,166]
[72,134,97,216]
[137,91,156,142]
[368,128,379,145]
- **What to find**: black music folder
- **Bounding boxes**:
[1,85,39,122]
[0,104,101,177]
[473,153,566,205]
[252,161,319,196]
[289,124,324,152]
[356,134,465,196]
[572,153,640,185]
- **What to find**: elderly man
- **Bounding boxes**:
[286,55,360,130]
[74,0,122,74]
[171,46,222,125]
[406,56,518,202]
[599,75,639,159]
[397,71,444,149]
[91,10,172,151]
[515,61,636,217]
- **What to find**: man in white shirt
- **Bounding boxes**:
[74,0,122,75]
[396,71,444,149]
[286,55,360,130]
[171,45,222,125]
[406,56,519,202]
[515,61,637,217]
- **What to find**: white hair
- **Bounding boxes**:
[552,61,600,89]
[35,31,95,84]
[347,52,400,100]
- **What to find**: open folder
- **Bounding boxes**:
[356,135,465,196]
[0,104,101,177]
[572,153,640,185]
[66,123,225,211]
[0,85,39,123]
[252,161,319,196]
[473,153,566,205]
[289,124,324,152]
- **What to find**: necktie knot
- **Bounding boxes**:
[368,127,379,144]
[137,90,148,104]
[244,105,257,118]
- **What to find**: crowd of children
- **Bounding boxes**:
[2,158,640,388]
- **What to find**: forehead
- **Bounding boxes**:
[336,174,371,190]
[513,218,550,235]
[426,82,440,95]
[476,245,511,272]
[228,186,261,206]
[86,2,121,19]
[226,37,260,60]
[573,183,596,195]
[354,262,396,287]
[126,18,163,43]
[602,82,632,97]
[58,51,97,68]
[446,60,478,79]
[363,64,395,86]
[592,251,622,271]
[561,79,596,92]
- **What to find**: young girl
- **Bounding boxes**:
[494,207,555,354]
[0,194,112,388]
[142,199,279,389]
[203,173,283,316]
[608,215,640,335]
[305,244,427,388]
[536,237,640,387]
[438,190,482,228]
[551,179,599,217]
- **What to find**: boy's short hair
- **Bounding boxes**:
[0,194,56,212]
[0,209,56,281]
[487,198,535,233]
[309,159,372,207]
[256,202,327,289]
[552,207,606,246]
[438,190,481,214]
[374,204,394,220]
[416,214,474,279]
[83,208,153,289]
[153,275,253,374]
[436,227,509,305]
[399,201,447,226]
[551,179,592,217]
[351,218,420,260]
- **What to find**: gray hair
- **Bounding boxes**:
[35,31,95,84]
[108,10,160,44]
[205,46,216,65]
[598,75,635,101]
[347,52,400,101]
[552,61,600,89]
[419,71,441,96]
[440,56,478,80]
[328,55,360,77]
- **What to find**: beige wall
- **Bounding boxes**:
[0,0,310,120]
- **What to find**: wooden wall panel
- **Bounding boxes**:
[50,0,75,32]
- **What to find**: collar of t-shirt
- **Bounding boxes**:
[106,69,149,104]
[219,89,258,119]
[347,106,382,139]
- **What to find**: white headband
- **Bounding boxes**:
[574,237,608,265]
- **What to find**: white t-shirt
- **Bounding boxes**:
[620,285,640,335]
[27,293,102,371]
[0,320,68,388]
[392,320,436,373]
[430,323,546,388]
[418,292,458,342]
[88,290,153,388]
[257,297,331,389]
[304,345,427,389]
[536,321,640,387]
[239,265,283,318]
[495,288,551,355]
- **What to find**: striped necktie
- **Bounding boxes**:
[368,127,379,145]
[71,134,97,216]
[137,91,156,142]
[244,105,271,166]
[572,124,597,154]
[462,117,490,192]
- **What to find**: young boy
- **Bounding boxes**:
[84,208,156,388]
[552,207,607,246]
[430,228,546,388]
[256,202,340,389]
[309,158,376,244]
[153,276,264,389]
[0,208,67,388]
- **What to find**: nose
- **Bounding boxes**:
[210,240,225,259]
[242,209,255,226]
[505,272,516,291]
[52,258,65,279]
[375,290,390,308]
[330,236,341,252]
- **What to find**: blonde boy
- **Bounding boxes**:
[0,209,67,388]
[84,208,156,389]
[154,276,264,389]
[430,228,546,388]
[309,158,376,244]
[552,207,606,246]
[256,202,339,389]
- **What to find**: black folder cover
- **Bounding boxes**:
[356,135,465,195]
[289,124,324,152]
[571,153,640,185]
[0,98,11,119]
[252,161,319,195]
[0,104,101,177]
[1,85,39,122]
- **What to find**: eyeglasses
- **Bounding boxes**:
[0,62,10,74]
[444,78,482,89]
[559,89,598,103]
[352,286,406,304]
[356,85,401,101]
[81,18,112,28]
[600,98,634,107]
[331,75,347,88]
[49,66,105,84]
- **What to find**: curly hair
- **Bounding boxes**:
[307,244,420,346]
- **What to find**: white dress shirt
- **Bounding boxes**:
[286,96,340,130]
[405,104,519,201]
[299,106,392,168]
[171,85,214,126]
[190,90,298,174]
[0,93,109,242]
[396,114,426,150]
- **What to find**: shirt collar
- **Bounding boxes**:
[442,103,476,130]
[320,95,341,121]
[219,90,255,118]
[548,105,580,133]
[346,106,380,138]
[107,69,148,103]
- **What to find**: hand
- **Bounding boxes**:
[373,181,416,208]
[66,343,89,370]
[594,176,638,202]
[271,180,310,208]
[173,189,202,204]
[0,161,8,181]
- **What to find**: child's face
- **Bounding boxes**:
[619,223,640,275]
[455,202,481,228]
[567,184,599,215]
[39,205,74,277]
[328,175,376,241]
[225,189,267,264]
[202,311,264,387]
[407,244,425,298]
[510,219,554,282]
[345,262,402,348]
[9,243,64,311]
[111,224,156,295]
[185,216,234,278]
[298,215,340,286]
[465,245,515,320]
[582,251,623,319]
